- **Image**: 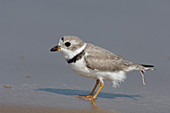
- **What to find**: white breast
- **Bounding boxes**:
[69,57,94,78]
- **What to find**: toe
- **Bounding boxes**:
[76,95,92,99]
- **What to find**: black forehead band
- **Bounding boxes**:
[61,37,64,41]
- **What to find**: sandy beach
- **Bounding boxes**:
[0,105,120,113]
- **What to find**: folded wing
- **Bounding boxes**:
[84,44,133,72]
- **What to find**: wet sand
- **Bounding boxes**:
[0,105,120,113]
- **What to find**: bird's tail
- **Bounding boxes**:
[129,64,154,85]
[140,64,154,70]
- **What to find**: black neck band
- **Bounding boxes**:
[67,49,85,64]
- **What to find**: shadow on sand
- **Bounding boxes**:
[37,88,141,100]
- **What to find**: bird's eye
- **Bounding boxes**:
[65,42,71,47]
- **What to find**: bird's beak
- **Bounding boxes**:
[50,45,61,52]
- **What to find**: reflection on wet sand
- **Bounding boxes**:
[90,101,120,113]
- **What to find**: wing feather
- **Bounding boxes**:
[84,43,133,72]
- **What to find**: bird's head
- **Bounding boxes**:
[50,36,86,60]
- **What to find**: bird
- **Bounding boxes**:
[50,36,154,101]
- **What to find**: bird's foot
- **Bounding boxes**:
[76,95,96,101]
[76,95,92,99]
[84,97,95,101]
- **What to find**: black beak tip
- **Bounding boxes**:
[50,47,57,52]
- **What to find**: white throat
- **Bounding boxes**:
[60,43,87,60]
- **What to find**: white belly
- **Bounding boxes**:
[69,57,127,87]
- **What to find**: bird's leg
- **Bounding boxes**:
[88,79,100,97]
[85,80,104,101]
[76,79,100,99]
[140,70,146,85]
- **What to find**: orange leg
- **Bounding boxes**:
[77,79,100,99]
[86,80,104,101]
[89,79,100,96]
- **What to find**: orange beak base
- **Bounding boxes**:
[50,45,61,52]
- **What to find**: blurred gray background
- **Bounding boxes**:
[0,0,170,113]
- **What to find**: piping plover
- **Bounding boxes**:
[50,36,154,100]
